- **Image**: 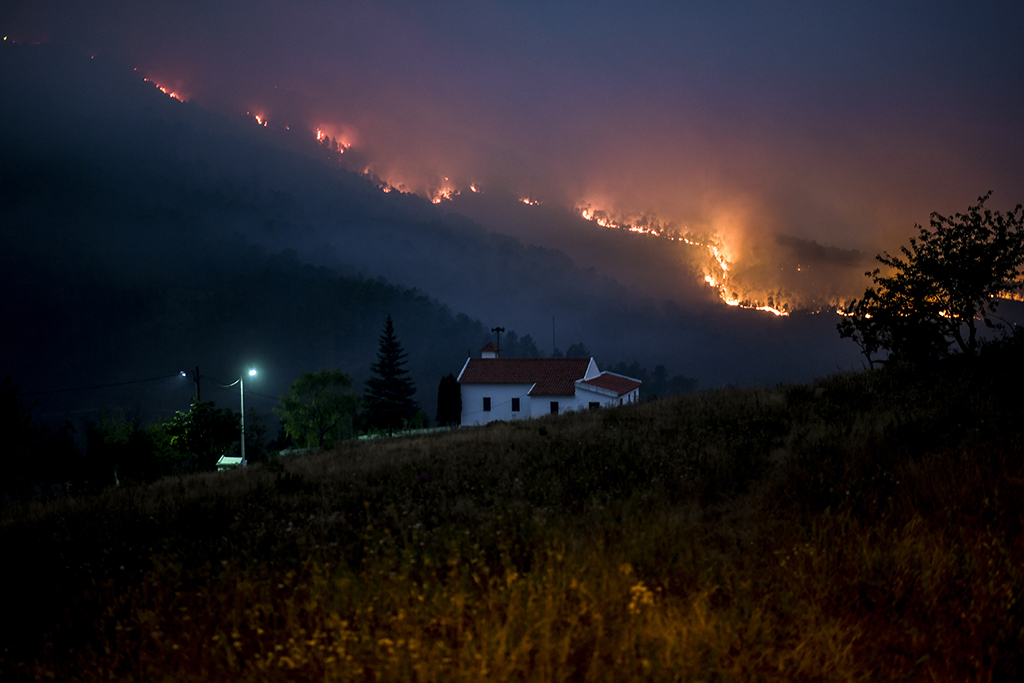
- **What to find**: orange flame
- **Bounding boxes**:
[143,78,186,102]
[315,126,354,153]
[430,179,458,204]
[578,203,794,316]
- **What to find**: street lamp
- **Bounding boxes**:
[228,368,257,465]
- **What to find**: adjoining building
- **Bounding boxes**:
[216,455,245,471]
[457,343,642,426]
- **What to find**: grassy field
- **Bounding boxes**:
[2,346,1023,681]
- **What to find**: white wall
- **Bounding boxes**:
[574,384,640,411]
[460,383,535,426]
[527,394,568,417]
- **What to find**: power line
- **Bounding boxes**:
[21,372,188,396]
[247,390,278,400]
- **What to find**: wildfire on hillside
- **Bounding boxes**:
[576,204,796,316]
[128,66,863,316]
[297,114,862,316]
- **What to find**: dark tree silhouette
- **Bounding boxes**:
[435,373,462,426]
[276,369,360,449]
[84,410,157,486]
[0,376,33,466]
[364,315,419,433]
[839,192,1024,366]
[565,342,591,358]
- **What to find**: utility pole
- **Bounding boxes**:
[192,366,202,402]
[240,375,245,464]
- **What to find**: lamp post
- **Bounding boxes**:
[240,368,256,464]
[228,368,257,465]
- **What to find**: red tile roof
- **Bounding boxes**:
[580,372,643,396]
[459,358,593,396]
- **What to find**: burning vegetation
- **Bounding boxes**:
[576,204,795,315]
[142,76,186,102]
[133,65,868,319]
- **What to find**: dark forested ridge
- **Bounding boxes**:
[0,43,540,427]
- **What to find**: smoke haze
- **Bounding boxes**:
[5,1,1022,306]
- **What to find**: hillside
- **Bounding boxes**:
[2,343,1022,680]
[0,41,864,427]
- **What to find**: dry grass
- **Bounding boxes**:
[2,349,1023,680]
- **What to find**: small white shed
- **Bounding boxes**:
[216,455,246,471]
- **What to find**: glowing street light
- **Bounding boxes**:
[241,368,256,464]
[227,368,257,465]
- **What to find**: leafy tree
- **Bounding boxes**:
[839,192,1024,365]
[276,369,360,449]
[364,315,419,433]
[146,421,192,477]
[164,400,240,471]
[436,373,462,426]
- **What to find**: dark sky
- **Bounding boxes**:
[4,0,1024,305]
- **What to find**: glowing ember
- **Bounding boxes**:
[519,197,540,206]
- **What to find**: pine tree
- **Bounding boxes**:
[364,315,419,434]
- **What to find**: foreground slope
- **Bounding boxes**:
[2,338,1022,680]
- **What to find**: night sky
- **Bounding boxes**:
[3,1,1024,416]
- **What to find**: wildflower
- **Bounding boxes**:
[628,581,655,615]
